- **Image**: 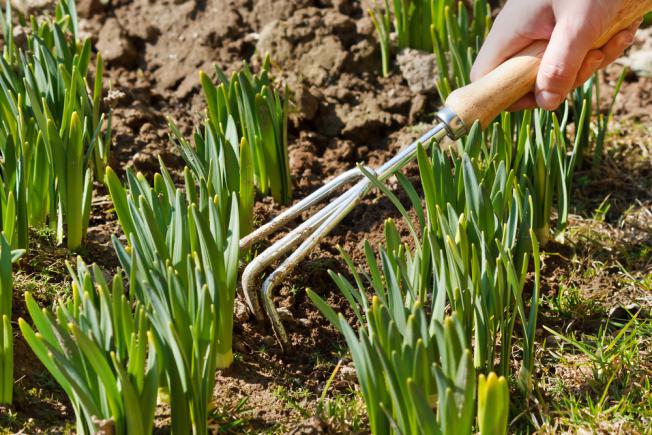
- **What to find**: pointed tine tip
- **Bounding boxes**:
[262,275,290,349]
[240,263,265,322]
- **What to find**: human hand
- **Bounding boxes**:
[470,0,641,111]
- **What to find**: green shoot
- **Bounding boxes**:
[106,159,240,434]
[0,234,24,404]
[19,259,159,434]
[170,55,291,237]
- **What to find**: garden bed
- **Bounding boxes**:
[1,0,651,433]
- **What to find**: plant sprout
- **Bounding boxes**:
[170,55,291,236]
[0,0,110,250]
[106,159,239,434]
[0,234,24,404]
[477,372,509,435]
[19,259,159,434]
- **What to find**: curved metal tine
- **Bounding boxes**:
[241,174,368,320]
[262,178,373,345]
[240,167,363,251]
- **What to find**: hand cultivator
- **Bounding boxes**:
[240,0,652,346]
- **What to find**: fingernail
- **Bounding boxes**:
[592,54,605,66]
[536,91,562,110]
[622,33,635,45]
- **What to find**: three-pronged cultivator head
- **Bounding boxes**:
[239,109,462,347]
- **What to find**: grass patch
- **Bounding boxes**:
[536,318,652,433]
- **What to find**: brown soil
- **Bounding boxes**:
[2,0,651,433]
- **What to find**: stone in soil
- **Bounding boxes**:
[289,83,322,124]
[396,48,439,95]
[287,417,328,435]
[10,0,51,15]
[96,18,140,68]
[256,7,356,85]
[251,0,312,28]
[76,0,106,18]
[626,50,652,77]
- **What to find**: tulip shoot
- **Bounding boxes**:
[477,372,509,435]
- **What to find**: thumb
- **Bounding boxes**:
[535,19,599,110]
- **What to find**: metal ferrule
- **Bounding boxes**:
[436,107,467,140]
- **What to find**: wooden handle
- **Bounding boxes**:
[445,0,652,130]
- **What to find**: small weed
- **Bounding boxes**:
[592,195,612,223]
[545,283,602,321]
[317,389,366,433]
[209,397,252,433]
[273,386,311,417]
[0,409,17,427]
[545,316,644,384]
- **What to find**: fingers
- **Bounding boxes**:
[573,22,639,88]
[471,3,640,113]
[471,0,553,81]
[598,26,638,69]
[471,16,531,81]
[574,50,605,88]
[535,18,598,110]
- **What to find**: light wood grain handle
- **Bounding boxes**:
[445,0,652,130]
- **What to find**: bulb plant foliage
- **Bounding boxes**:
[309,121,545,434]
[431,1,490,101]
[19,259,159,435]
[369,0,490,77]
[106,159,239,435]
[311,283,477,435]
[0,234,25,405]
[417,143,538,381]
[477,372,509,435]
[341,3,624,431]
[170,55,291,236]
[0,0,110,250]
[376,124,541,380]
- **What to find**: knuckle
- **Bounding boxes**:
[538,62,571,84]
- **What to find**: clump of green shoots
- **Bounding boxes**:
[106,159,239,434]
[370,0,490,77]
[0,234,24,404]
[170,55,291,236]
[371,124,541,382]
[310,279,478,434]
[0,0,110,250]
[19,259,159,434]
[309,120,542,433]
